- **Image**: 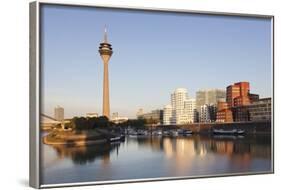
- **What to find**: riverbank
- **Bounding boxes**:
[43,121,271,146]
[43,129,118,146]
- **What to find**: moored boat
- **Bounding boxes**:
[177,129,193,136]
[171,130,178,137]
[109,135,125,142]
[213,129,245,135]
[163,130,170,137]
[157,130,162,135]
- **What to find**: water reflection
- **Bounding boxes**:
[45,143,121,165]
[42,134,271,185]
[45,135,271,165]
[126,135,271,159]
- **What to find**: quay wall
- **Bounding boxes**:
[156,121,272,134]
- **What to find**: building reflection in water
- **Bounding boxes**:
[161,135,271,171]
[42,134,271,171]
[41,134,271,185]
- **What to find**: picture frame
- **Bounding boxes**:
[30,1,274,188]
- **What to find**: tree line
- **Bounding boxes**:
[65,116,158,131]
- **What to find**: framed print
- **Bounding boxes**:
[29,1,274,188]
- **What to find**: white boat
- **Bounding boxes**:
[183,129,193,135]
[157,130,162,135]
[128,130,138,136]
[151,130,159,136]
[171,130,178,137]
[237,129,245,135]
[137,130,148,136]
[163,131,169,136]
[128,134,138,138]
[178,129,192,135]
[213,129,245,135]
[110,135,125,142]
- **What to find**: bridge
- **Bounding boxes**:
[40,113,69,130]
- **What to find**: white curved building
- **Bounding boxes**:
[184,98,196,123]
[171,88,189,124]
[163,104,173,125]
[164,88,197,125]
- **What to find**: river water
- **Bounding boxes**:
[41,134,272,185]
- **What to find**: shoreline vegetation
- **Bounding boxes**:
[43,116,127,146]
[43,129,116,146]
[43,116,271,146]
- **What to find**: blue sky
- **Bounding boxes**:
[41,5,272,118]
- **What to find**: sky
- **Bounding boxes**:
[41,4,272,118]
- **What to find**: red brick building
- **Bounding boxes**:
[216,82,259,123]
[227,82,250,107]
[226,84,241,107]
[217,101,228,111]
[216,101,232,122]
[216,108,233,123]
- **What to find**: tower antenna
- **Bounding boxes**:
[103,25,108,43]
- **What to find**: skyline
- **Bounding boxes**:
[41,5,272,118]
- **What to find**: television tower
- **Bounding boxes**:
[98,26,113,118]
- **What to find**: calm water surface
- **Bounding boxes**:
[41,134,272,185]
